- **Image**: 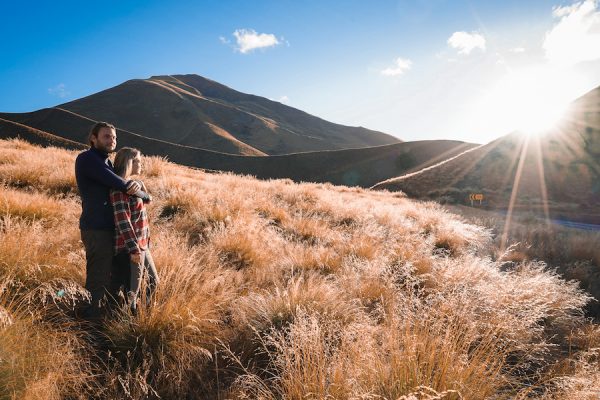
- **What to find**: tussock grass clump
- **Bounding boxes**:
[100,235,235,398]
[539,324,600,399]
[210,221,283,281]
[0,318,91,400]
[0,138,597,399]
[0,216,83,292]
[0,139,76,194]
[0,280,93,400]
[228,309,375,400]
[141,155,169,178]
[234,274,362,333]
[0,185,73,223]
[452,206,600,317]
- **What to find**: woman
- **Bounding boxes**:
[110,147,159,312]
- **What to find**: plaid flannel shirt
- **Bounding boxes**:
[110,188,150,255]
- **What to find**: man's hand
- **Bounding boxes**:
[130,252,142,265]
[139,181,152,203]
[126,180,141,195]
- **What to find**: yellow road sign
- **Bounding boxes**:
[469,193,484,206]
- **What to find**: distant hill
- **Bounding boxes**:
[214,140,475,188]
[0,76,475,188]
[0,106,472,187]
[1,74,399,156]
[373,85,600,220]
[0,117,86,150]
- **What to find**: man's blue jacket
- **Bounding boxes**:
[75,147,130,231]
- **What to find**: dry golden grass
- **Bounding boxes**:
[450,205,600,318]
[0,139,77,195]
[0,185,73,223]
[0,138,597,399]
[0,279,93,400]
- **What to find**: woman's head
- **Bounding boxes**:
[113,147,142,178]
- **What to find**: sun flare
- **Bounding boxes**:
[470,66,584,137]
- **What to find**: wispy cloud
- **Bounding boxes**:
[227,29,281,54]
[447,31,486,54]
[380,57,412,76]
[544,0,600,66]
[47,83,69,98]
[268,95,290,104]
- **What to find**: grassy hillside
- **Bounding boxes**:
[0,138,598,399]
[0,117,86,151]
[373,130,600,219]
[0,110,472,188]
[372,86,600,220]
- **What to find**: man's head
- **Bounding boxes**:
[88,122,116,153]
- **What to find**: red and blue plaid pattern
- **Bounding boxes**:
[110,189,149,254]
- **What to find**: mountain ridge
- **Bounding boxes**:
[52,74,400,155]
[0,73,480,188]
[0,106,473,187]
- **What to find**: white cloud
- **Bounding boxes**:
[231,29,280,54]
[268,95,290,103]
[510,47,526,53]
[447,31,486,54]
[48,83,69,98]
[544,0,600,66]
[381,57,412,76]
[552,2,583,17]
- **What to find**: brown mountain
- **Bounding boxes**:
[1,74,399,156]
[373,85,600,220]
[1,73,479,188]
[0,104,472,187]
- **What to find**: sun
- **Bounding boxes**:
[490,68,571,134]
[469,65,583,138]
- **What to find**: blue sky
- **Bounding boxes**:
[2,0,600,144]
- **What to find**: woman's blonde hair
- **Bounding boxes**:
[113,147,141,178]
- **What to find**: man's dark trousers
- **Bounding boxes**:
[80,229,114,320]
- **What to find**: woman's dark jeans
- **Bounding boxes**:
[114,250,159,310]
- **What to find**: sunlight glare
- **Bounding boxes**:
[470,66,582,137]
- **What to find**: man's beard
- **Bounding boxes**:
[95,144,116,153]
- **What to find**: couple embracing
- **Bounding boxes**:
[75,122,159,321]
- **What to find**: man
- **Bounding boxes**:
[75,121,147,321]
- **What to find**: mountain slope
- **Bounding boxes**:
[0,107,472,188]
[373,85,600,219]
[46,74,400,155]
[0,117,86,150]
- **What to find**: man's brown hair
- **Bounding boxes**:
[88,121,115,147]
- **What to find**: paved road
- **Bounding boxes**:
[550,219,600,231]
[468,207,600,232]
